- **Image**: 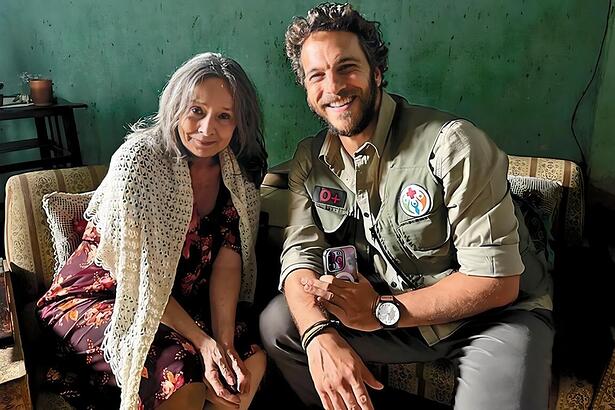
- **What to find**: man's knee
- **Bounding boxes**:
[259,294,299,355]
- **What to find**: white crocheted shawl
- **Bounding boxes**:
[84,132,260,409]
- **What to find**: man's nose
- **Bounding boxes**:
[323,71,344,95]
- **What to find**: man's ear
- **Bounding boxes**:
[374,67,383,87]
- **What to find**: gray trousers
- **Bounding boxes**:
[259,294,554,410]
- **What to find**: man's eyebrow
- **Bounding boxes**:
[305,56,361,77]
[305,66,323,78]
[336,56,361,65]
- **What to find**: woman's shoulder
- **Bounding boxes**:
[112,130,168,164]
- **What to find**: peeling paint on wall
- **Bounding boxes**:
[0,0,610,172]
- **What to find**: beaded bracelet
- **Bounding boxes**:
[301,319,339,351]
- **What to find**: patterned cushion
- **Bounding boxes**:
[509,175,563,267]
[4,166,107,302]
[42,191,93,275]
[551,373,594,410]
[509,175,563,227]
[387,360,455,405]
[592,348,615,409]
[508,156,584,246]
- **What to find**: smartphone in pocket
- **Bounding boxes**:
[323,245,358,282]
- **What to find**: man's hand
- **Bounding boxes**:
[301,273,381,332]
[306,331,383,410]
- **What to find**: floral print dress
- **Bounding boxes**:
[37,186,259,409]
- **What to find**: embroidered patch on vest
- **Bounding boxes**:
[313,186,347,208]
[399,184,432,217]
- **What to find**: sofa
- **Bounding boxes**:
[2,156,614,409]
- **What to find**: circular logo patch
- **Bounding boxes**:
[399,184,432,217]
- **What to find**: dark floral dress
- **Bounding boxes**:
[37,186,259,409]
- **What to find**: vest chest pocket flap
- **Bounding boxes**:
[306,169,353,234]
[394,204,452,259]
[313,202,350,233]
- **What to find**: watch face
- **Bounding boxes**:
[376,301,400,326]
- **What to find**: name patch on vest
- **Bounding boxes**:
[399,184,432,217]
[313,186,347,208]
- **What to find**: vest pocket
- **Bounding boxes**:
[313,203,349,233]
[394,205,451,258]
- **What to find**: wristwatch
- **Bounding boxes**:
[374,295,401,329]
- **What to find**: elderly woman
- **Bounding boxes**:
[37,53,268,410]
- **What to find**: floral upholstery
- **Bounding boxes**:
[592,348,615,409]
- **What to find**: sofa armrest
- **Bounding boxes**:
[4,165,108,303]
[0,260,32,409]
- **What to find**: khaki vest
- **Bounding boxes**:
[305,99,458,290]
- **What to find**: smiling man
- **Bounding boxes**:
[259,3,554,410]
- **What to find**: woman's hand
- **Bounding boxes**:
[198,336,241,406]
[225,345,251,395]
[203,378,240,409]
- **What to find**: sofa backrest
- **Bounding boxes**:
[4,166,108,303]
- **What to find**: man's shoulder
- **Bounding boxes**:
[293,129,327,159]
[389,93,461,127]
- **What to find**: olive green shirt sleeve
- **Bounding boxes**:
[278,138,329,290]
[432,120,525,277]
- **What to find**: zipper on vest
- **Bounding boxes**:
[369,225,424,290]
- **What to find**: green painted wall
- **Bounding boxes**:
[590,4,615,198]
[0,0,611,179]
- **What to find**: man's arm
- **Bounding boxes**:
[280,139,383,410]
[279,139,331,331]
[284,268,328,334]
[396,272,519,327]
[304,271,519,332]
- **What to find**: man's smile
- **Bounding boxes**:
[324,96,356,113]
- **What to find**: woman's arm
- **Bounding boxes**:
[160,296,209,348]
[209,245,252,396]
[209,246,242,347]
[160,275,242,405]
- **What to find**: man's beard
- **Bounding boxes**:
[309,75,378,138]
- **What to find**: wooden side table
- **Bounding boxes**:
[0,260,32,409]
[0,98,87,173]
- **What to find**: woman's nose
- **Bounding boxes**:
[198,115,215,136]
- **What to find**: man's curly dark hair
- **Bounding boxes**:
[285,3,389,87]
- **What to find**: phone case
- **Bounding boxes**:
[323,245,358,282]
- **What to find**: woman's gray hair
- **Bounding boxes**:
[132,52,267,185]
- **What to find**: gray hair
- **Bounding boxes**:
[132,52,267,185]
